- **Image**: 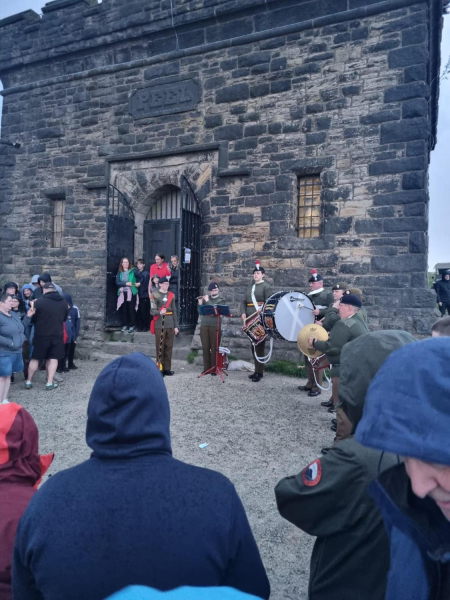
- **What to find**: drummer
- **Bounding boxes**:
[241,261,273,382]
[298,270,334,397]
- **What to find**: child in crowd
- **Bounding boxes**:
[57,294,81,373]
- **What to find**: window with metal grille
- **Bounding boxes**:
[52,199,65,248]
[147,188,181,221]
[297,175,322,238]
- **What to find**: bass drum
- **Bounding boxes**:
[262,291,315,342]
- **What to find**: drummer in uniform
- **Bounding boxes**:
[298,270,334,397]
[150,276,179,376]
[241,261,272,382]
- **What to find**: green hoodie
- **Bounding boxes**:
[275,330,416,600]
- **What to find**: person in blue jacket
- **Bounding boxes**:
[12,353,270,600]
[57,293,81,373]
[356,338,450,600]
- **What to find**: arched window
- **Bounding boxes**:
[147,188,181,221]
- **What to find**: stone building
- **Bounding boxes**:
[0,0,447,357]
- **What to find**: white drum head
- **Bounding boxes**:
[275,292,315,342]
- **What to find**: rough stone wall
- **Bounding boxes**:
[0,0,442,355]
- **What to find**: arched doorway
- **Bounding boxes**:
[105,176,201,330]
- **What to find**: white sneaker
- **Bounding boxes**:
[53,374,64,383]
[1,399,9,404]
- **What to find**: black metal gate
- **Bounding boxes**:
[179,176,201,329]
[105,184,135,327]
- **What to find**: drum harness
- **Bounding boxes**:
[251,285,274,364]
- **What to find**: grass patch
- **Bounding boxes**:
[187,350,198,364]
[265,360,330,379]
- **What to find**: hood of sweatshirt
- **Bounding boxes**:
[356,337,450,465]
[0,402,53,487]
[86,353,172,460]
[63,293,73,307]
[42,291,64,302]
[21,284,34,302]
[339,330,416,430]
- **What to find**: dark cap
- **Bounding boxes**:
[43,282,56,290]
[332,282,349,291]
[253,260,265,274]
[208,282,219,291]
[308,269,323,283]
[158,276,170,285]
[340,294,362,308]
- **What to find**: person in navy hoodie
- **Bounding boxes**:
[57,293,81,373]
[12,353,270,600]
[356,338,450,600]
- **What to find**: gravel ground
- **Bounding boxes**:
[12,356,333,600]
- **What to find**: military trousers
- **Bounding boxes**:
[335,403,353,442]
[155,327,174,371]
[305,358,322,392]
[200,325,220,372]
[331,376,340,406]
[251,341,266,375]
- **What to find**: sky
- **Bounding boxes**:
[0,0,448,270]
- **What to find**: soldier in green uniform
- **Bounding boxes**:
[150,276,179,376]
[275,330,416,600]
[310,294,369,452]
[318,282,349,332]
[241,263,272,382]
[198,282,225,375]
[298,270,334,397]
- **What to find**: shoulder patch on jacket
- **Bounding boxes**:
[302,458,322,487]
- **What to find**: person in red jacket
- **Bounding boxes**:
[149,254,171,284]
[0,402,53,600]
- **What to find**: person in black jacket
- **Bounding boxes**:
[435,270,450,316]
[13,353,270,600]
[25,283,69,391]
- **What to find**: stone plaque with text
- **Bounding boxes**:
[129,79,201,119]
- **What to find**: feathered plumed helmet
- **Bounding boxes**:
[308,269,323,283]
[253,260,265,274]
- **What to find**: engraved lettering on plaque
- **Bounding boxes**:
[129,79,201,119]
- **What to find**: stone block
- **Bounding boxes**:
[355,219,383,234]
[204,76,227,91]
[290,106,304,120]
[402,171,425,190]
[210,196,229,206]
[0,227,20,241]
[402,98,428,119]
[238,51,271,68]
[324,217,352,234]
[295,63,321,75]
[215,84,249,104]
[367,40,400,53]
[371,254,426,273]
[213,124,244,141]
[368,206,396,218]
[404,64,427,83]
[407,140,426,157]
[342,85,361,96]
[271,57,287,71]
[334,33,351,44]
[400,287,435,308]
[244,124,266,137]
[36,127,63,139]
[268,123,282,134]
[369,156,425,176]
[351,27,369,41]
[256,181,275,195]
[235,138,258,151]
[339,263,368,275]
[250,83,270,98]
[404,203,426,217]
[380,117,428,144]
[316,116,332,130]
[385,82,429,103]
[275,175,293,191]
[205,114,223,128]
[389,45,428,68]
[270,80,291,94]
[306,103,324,114]
[383,217,427,232]
[261,204,290,221]
[229,214,253,226]
[360,109,400,125]
[373,189,427,205]
[409,231,427,254]
[306,132,326,145]
[402,25,428,47]
[203,235,232,249]
[304,52,334,63]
